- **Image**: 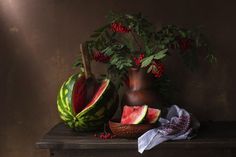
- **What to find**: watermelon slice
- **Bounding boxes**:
[146,107,161,124]
[121,105,148,124]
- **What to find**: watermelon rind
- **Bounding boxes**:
[133,105,148,124]
[57,74,82,119]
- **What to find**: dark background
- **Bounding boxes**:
[0,0,235,157]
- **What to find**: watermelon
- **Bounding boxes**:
[146,108,161,124]
[57,73,118,131]
[121,105,148,124]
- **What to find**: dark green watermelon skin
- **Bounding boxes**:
[57,74,79,123]
[57,73,119,131]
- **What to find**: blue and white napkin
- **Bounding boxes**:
[138,105,200,154]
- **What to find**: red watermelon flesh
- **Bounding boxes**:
[82,79,108,111]
[146,108,161,124]
[121,105,148,124]
[72,76,86,114]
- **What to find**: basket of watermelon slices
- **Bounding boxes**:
[109,105,161,138]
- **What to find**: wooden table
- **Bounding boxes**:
[36,122,236,157]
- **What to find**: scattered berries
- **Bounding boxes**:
[134,53,145,66]
[111,23,130,33]
[94,132,116,140]
[93,51,110,63]
[149,60,164,78]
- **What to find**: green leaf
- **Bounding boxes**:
[73,58,82,67]
[110,57,118,64]
[147,65,153,73]
[125,14,134,19]
[154,48,168,60]
[102,46,115,56]
[206,53,217,63]
[154,53,166,60]
[179,30,186,38]
[141,55,154,67]
[118,64,123,70]
[73,61,82,67]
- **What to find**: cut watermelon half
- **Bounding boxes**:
[121,105,148,124]
[146,107,161,124]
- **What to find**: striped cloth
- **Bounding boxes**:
[138,105,200,154]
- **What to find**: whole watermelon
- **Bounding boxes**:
[57,73,118,131]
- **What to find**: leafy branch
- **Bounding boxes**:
[73,11,216,98]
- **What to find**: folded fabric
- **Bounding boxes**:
[138,105,200,154]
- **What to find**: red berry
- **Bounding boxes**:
[149,60,164,78]
[106,135,110,139]
[95,132,115,140]
[93,51,110,63]
[111,23,130,33]
[134,53,145,66]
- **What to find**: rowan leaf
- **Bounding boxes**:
[141,55,154,67]
[147,65,153,73]
[154,49,168,60]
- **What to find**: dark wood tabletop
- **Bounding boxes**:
[36,122,236,150]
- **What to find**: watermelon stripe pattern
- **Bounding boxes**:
[57,73,118,131]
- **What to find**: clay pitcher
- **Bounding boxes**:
[122,68,164,109]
